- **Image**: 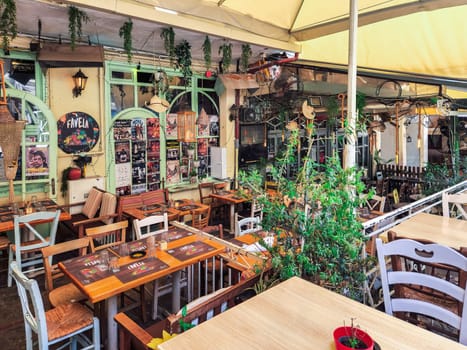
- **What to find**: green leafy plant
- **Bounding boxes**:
[178,305,194,332]
[119,18,133,63]
[240,43,252,73]
[218,40,232,73]
[0,0,16,52]
[68,5,89,50]
[174,39,192,84]
[239,128,371,301]
[161,27,175,67]
[422,159,467,195]
[202,35,211,70]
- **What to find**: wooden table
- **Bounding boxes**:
[386,212,466,249]
[209,190,248,232]
[123,205,180,222]
[0,199,71,233]
[59,227,225,350]
[159,276,466,350]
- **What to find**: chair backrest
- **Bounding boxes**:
[141,189,169,206]
[10,261,49,349]
[442,192,467,220]
[81,187,104,219]
[366,195,386,212]
[14,209,61,255]
[198,182,214,205]
[376,237,467,344]
[213,182,228,193]
[41,237,90,294]
[86,220,128,252]
[133,213,168,240]
[100,192,118,224]
[117,194,144,220]
[236,216,262,237]
[191,206,211,230]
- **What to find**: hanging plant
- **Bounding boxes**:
[160,27,175,67]
[175,39,192,85]
[68,5,89,51]
[218,40,232,73]
[119,18,133,62]
[202,35,211,70]
[0,0,16,53]
[240,44,252,73]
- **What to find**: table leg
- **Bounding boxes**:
[172,270,181,312]
[106,295,118,350]
[229,204,235,234]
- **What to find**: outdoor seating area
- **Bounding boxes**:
[1,1,467,349]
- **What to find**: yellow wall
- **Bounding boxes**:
[48,67,106,205]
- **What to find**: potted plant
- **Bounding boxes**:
[240,43,252,73]
[189,168,198,184]
[175,39,192,84]
[218,40,232,73]
[202,35,212,75]
[160,27,175,67]
[333,318,374,350]
[239,127,372,301]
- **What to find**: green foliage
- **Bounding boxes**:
[422,159,467,195]
[0,0,16,52]
[239,129,371,301]
[324,95,340,129]
[178,305,194,332]
[202,35,211,70]
[218,40,232,73]
[240,44,252,73]
[160,27,175,67]
[119,18,133,63]
[68,5,89,51]
[174,40,192,84]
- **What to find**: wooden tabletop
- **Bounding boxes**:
[59,231,225,303]
[209,190,249,204]
[0,200,71,233]
[159,276,466,350]
[123,206,179,221]
[385,212,467,249]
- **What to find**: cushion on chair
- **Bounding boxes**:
[49,283,87,307]
[100,192,117,224]
[46,302,94,341]
[81,187,104,219]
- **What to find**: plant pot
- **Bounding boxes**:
[67,167,82,180]
[333,326,374,350]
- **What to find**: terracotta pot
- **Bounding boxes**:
[68,167,82,180]
[333,326,374,350]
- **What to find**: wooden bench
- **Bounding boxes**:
[114,273,261,350]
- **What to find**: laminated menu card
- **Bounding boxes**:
[116,258,169,283]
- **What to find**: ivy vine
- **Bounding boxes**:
[202,35,211,70]
[160,27,175,67]
[240,44,252,73]
[68,5,89,51]
[218,40,232,73]
[119,18,133,63]
[0,0,16,52]
[175,39,192,84]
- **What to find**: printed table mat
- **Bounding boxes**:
[178,204,199,211]
[139,204,162,211]
[166,241,216,262]
[62,253,112,285]
[166,228,193,242]
[116,258,169,283]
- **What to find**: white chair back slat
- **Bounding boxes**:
[133,213,168,240]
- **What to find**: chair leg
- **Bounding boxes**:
[140,285,147,323]
[7,246,13,288]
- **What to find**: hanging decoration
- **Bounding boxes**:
[68,5,89,50]
[202,35,212,76]
[175,39,192,84]
[160,27,175,67]
[0,0,17,53]
[240,44,252,73]
[119,18,133,62]
[218,40,232,73]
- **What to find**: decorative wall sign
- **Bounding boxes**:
[57,112,100,154]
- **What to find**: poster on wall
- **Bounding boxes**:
[166,113,178,138]
[147,117,160,139]
[131,119,146,141]
[114,120,131,140]
[115,163,131,196]
[57,112,100,154]
[166,160,180,185]
[115,141,130,163]
[26,146,49,179]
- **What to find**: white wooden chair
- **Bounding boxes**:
[366,194,386,212]
[376,237,467,345]
[7,210,61,288]
[133,213,168,240]
[442,192,467,220]
[236,216,262,237]
[10,261,100,349]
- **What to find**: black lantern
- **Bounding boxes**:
[72,69,88,97]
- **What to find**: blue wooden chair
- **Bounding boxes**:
[7,210,61,287]
[10,261,100,350]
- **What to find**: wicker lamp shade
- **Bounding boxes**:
[177,110,196,143]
